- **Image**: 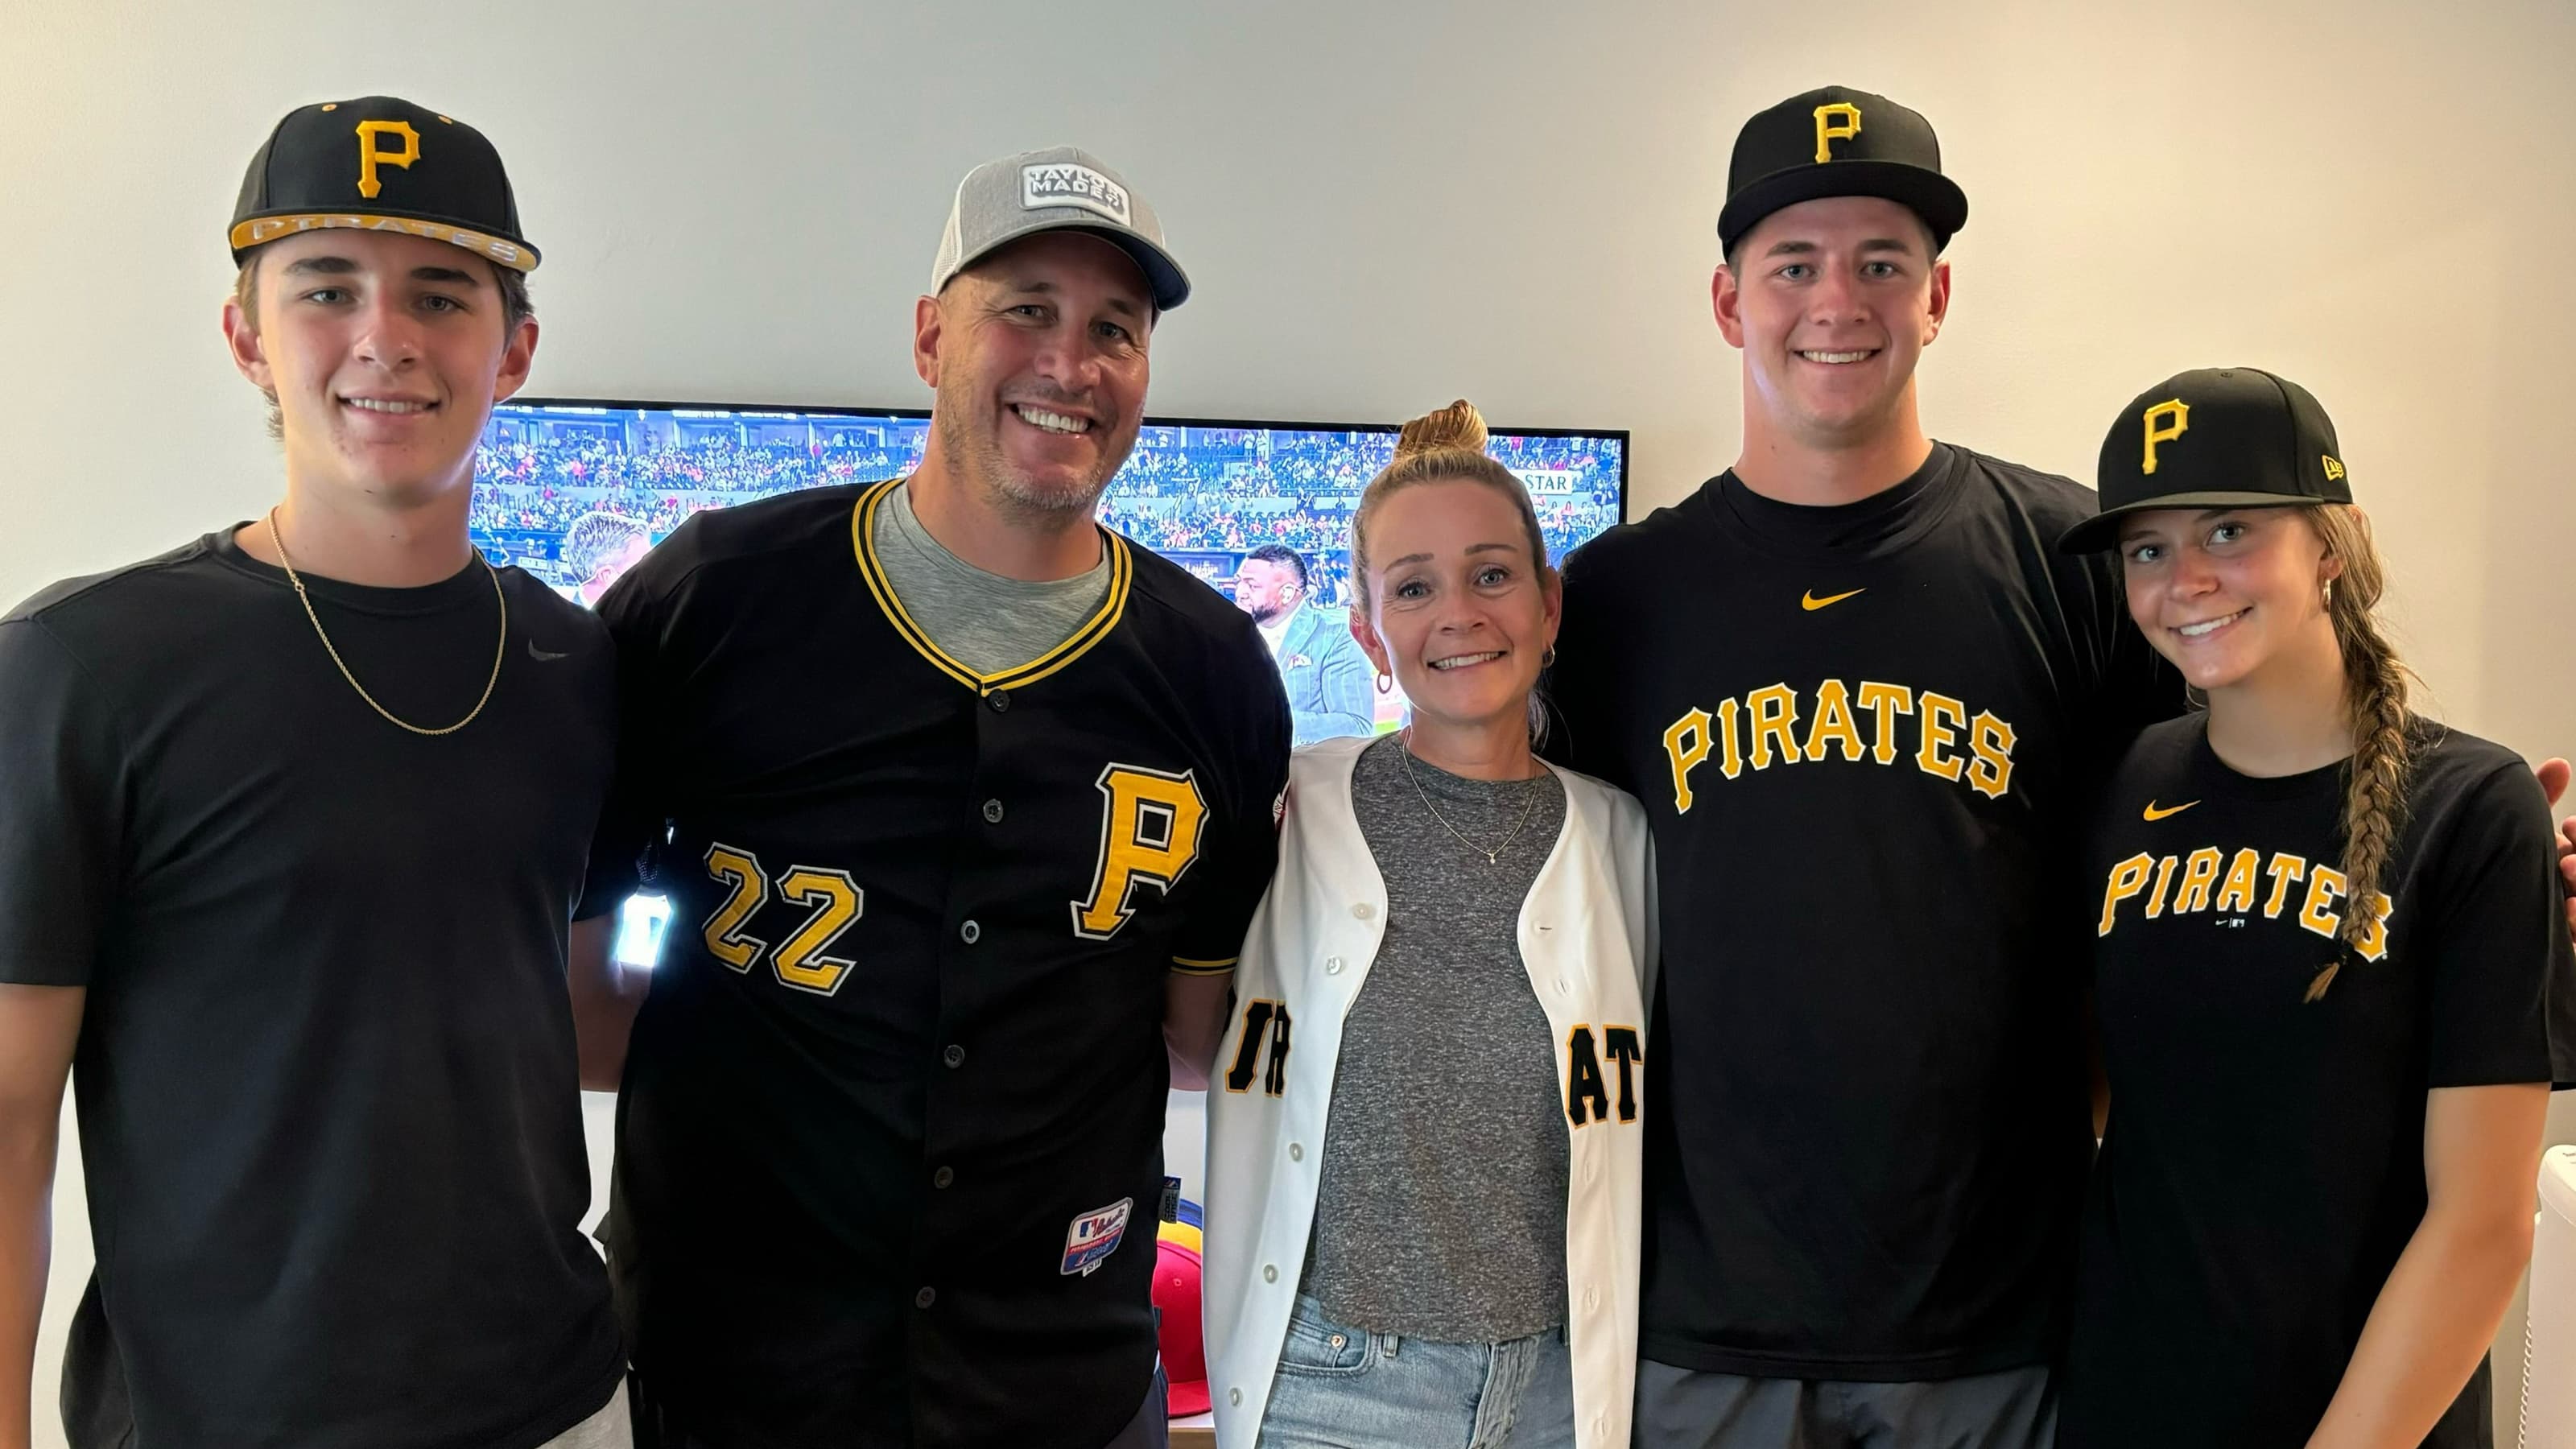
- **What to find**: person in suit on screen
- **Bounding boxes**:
[1235,543,1375,743]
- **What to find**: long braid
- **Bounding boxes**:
[2305,506,2416,1001]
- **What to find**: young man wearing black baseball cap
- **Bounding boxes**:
[1544,85,2186,1449]
[0,97,627,1448]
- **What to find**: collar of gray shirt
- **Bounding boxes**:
[875,479,1113,677]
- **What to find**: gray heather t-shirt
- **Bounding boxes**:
[1301,733,1571,1343]
[873,481,1110,673]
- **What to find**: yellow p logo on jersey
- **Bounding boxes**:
[354,119,420,200]
[2141,399,2190,474]
[1073,764,1210,940]
[1814,103,1863,163]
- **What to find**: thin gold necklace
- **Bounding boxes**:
[266,509,507,737]
[1396,729,1544,865]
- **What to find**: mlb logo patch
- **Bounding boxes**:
[1060,1197,1134,1277]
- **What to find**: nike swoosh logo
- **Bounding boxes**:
[526,641,568,663]
[1801,588,1866,611]
[2142,799,2198,821]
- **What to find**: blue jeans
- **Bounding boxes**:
[1258,1294,1575,1449]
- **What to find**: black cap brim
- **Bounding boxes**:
[2058,492,2322,554]
[1718,160,1969,255]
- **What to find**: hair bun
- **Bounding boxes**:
[1393,399,1489,460]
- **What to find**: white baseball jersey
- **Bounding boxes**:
[1202,733,1656,1449]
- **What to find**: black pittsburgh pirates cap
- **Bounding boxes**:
[1718,86,1969,256]
[229,96,539,272]
[2059,367,2353,553]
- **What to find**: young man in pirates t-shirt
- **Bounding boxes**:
[0,98,625,1448]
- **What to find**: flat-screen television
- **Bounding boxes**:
[475,398,1629,964]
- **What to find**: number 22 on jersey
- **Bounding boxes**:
[691,762,1213,998]
[700,844,863,996]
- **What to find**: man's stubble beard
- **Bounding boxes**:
[935,379,1129,526]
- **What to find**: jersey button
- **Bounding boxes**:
[914,1286,936,1309]
[1352,902,1375,921]
[988,690,1011,712]
[960,920,981,944]
[1324,956,1344,974]
[982,799,1005,824]
[932,1166,955,1189]
[943,1043,967,1068]
[1287,1142,1303,1162]
[1262,1265,1278,1283]
[1230,1389,1243,1407]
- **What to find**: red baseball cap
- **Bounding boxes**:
[1154,1231,1210,1418]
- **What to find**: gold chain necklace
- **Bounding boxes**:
[1396,729,1545,865]
[266,509,507,737]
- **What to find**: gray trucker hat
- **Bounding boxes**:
[929,146,1190,311]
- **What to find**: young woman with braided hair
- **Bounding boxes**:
[2054,369,2576,1449]
[1203,401,1654,1449]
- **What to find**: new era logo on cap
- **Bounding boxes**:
[1022,163,1131,225]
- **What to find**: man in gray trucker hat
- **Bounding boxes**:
[568,143,1288,1449]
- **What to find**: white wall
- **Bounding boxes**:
[8,0,2571,1443]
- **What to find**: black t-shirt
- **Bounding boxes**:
[1548,444,2180,1379]
[584,481,1290,1449]
[0,530,622,1448]
[2061,717,2576,1448]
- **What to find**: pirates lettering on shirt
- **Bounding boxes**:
[2095,841,2393,961]
[1660,678,2020,812]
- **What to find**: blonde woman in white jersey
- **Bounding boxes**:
[1203,401,1656,1449]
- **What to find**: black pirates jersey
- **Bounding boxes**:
[582,479,1290,1448]
[1549,444,2181,1381]
[2061,717,2576,1448]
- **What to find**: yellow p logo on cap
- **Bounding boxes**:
[2141,399,2190,474]
[1814,103,1863,163]
[354,120,420,200]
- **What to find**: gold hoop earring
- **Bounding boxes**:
[1375,671,1394,696]
[2322,579,2335,608]
[1542,644,1558,669]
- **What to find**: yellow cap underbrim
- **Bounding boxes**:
[229,212,539,272]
